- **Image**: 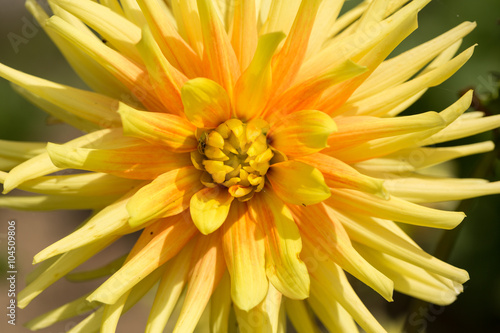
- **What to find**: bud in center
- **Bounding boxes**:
[191,118,274,201]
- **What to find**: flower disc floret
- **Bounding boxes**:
[191,118,274,201]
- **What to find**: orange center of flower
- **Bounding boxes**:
[190,118,275,201]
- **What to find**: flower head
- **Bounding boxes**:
[1,0,500,332]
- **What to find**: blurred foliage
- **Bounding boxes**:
[0,1,499,332]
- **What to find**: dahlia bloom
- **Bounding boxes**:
[1,0,500,332]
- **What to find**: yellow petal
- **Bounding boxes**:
[303,245,386,333]
[88,214,197,304]
[127,166,203,227]
[0,63,121,128]
[209,272,232,333]
[234,283,283,333]
[267,161,330,206]
[25,293,98,330]
[250,189,310,299]
[3,128,122,193]
[47,142,192,180]
[233,32,285,121]
[18,236,118,308]
[66,255,126,282]
[45,15,165,113]
[297,153,387,198]
[308,295,358,333]
[230,0,258,71]
[270,0,323,95]
[51,0,142,62]
[136,26,188,116]
[119,103,197,152]
[190,186,235,234]
[33,187,142,263]
[284,299,321,333]
[336,211,469,284]
[267,110,336,156]
[355,244,464,305]
[327,189,465,230]
[0,194,116,211]
[170,0,203,56]
[290,203,394,301]
[181,78,232,128]
[136,0,202,77]
[173,232,226,333]
[145,239,195,333]
[197,0,240,94]
[222,201,268,310]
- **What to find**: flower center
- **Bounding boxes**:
[191,118,274,201]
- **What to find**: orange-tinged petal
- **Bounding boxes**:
[222,201,268,311]
[233,32,285,121]
[173,231,226,333]
[126,167,203,227]
[267,161,330,206]
[327,189,465,230]
[88,213,198,304]
[230,0,258,71]
[250,188,310,299]
[263,60,367,122]
[136,26,188,116]
[45,16,166,113]
[119,103,197,152]
[270,0,323,96]
[136,0,202,78]
[289,203,394,301]
[190,186,234,235]
[47,143,192,180]
[267,110,336,156]
[197,0,240,94]
[181,78,232,128]
[297,153,387,198]
[146,239,196,333]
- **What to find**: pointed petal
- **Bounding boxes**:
[290,203,394,301]
[190,186,234,235]
[88,214,197,304]
[136,0,202,77]
[308,295,358,333]
[33,188,142,263]
[297,153,387,198]
[222,201,268,310]
[327,190,465,230]
[66,255,127,282]
[303,245,386,333]
[0,63,121,128]
[51,0,142,62]
[173,232,226,333]
[250,189,310,299]
[230,0,258,71]
[267,110,336,156]
[267,161,330,206]
[210,272,232,333]
[136,26,188,116]
[0,194,116,211]
[18,237,117,308]
[197,0,240,94]
[119,103,197,152]
[47,142,192,180]
[233,32,285,121]
[127,166,203,227]
[270,0,323,95]
[45,16,165,113]
[234,283,283,333]
[337,211,469,284]
[285,299,320,333]
[25,293,98,330]
[181,78,232,128]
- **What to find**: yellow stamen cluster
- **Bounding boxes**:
[191,118,275,201]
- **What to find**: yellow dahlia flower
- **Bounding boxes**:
[1,0,500,332]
